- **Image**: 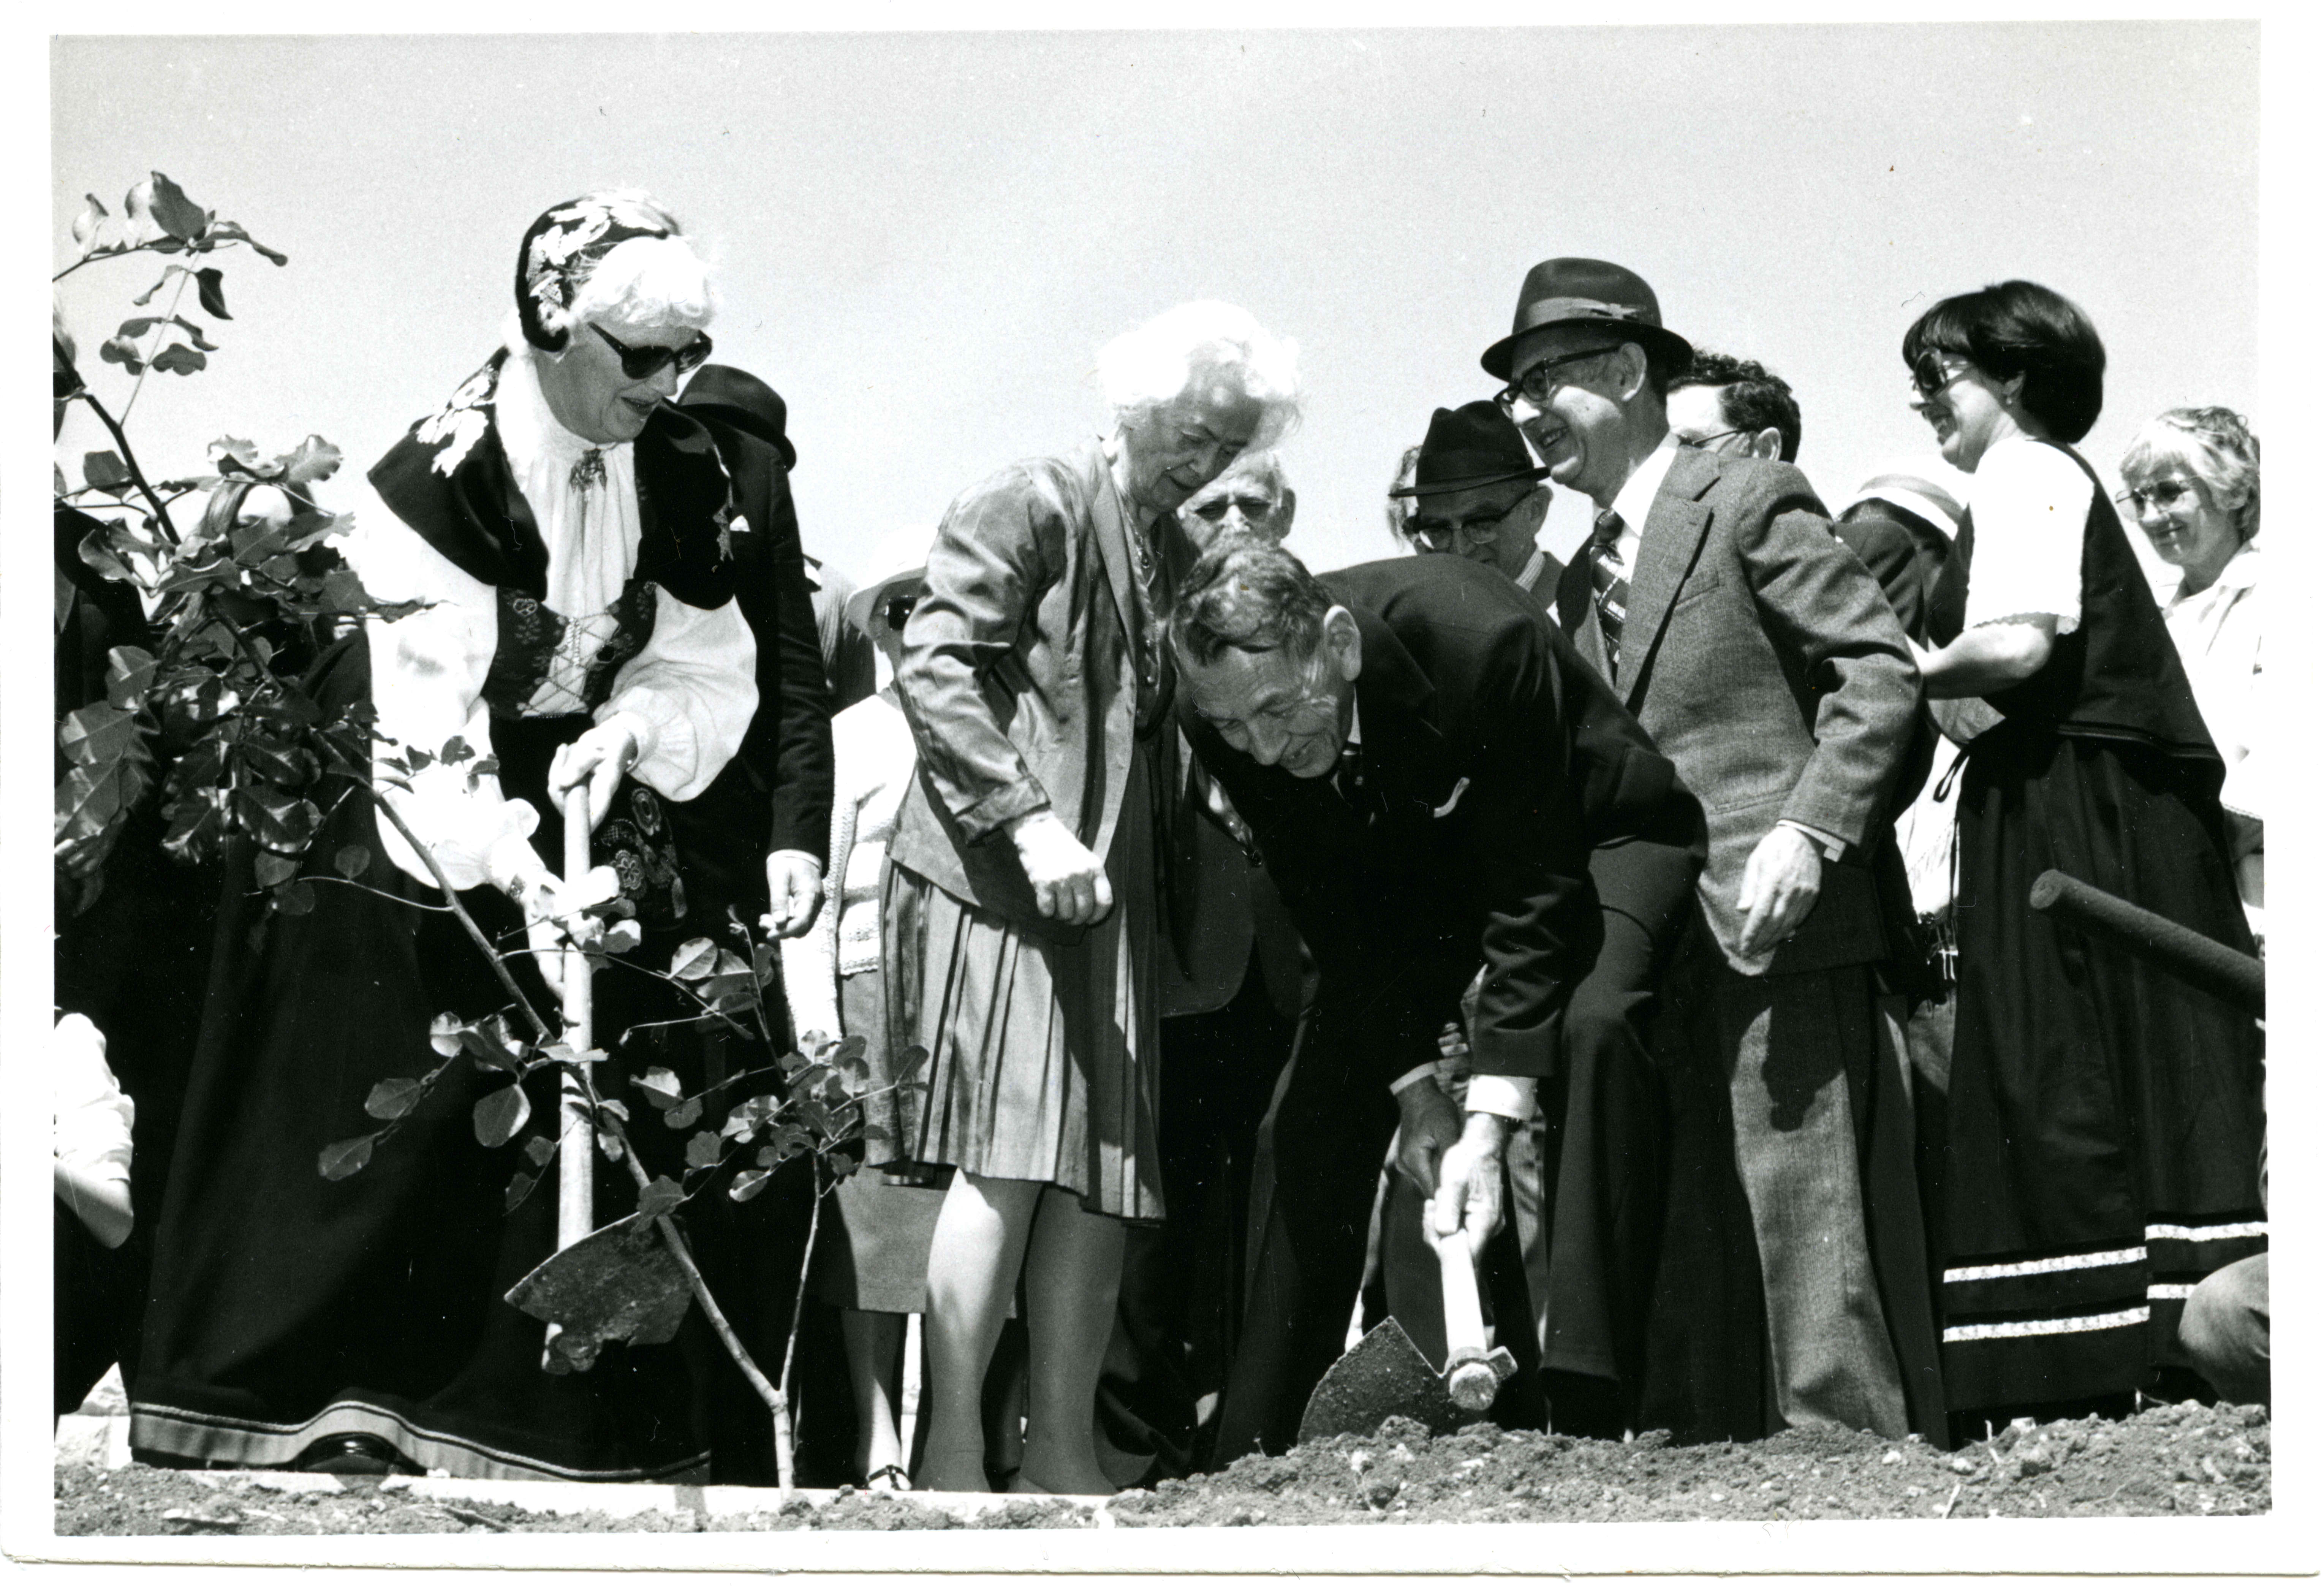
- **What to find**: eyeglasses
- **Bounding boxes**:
[882,593,921,632]
[1676,428,1746,452]
[2118,477,2202,513]
[1405,493,1528,553]
[1494,345,1623,414]
[592,323,714,382]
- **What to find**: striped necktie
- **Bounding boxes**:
[1587,508,1629,675]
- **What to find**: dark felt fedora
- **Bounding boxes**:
[678,364,796,471]
[1480,258,1694,382]
[1388,401,1550,498]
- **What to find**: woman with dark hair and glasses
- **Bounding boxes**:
[130,191,830,1483]
[1901,280,2265,1434]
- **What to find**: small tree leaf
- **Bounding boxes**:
[145,171,210,242]
[98,336,144,374]
[597,1130,625,1162]
[684,1130,724,1170]
[71,192,107,252]
[631,1066,684,1109]
[194,266,231,319]
[82,450,133,492]
[595,1098,630,1124]
[277,435,342,485]
[663,1097,703,1131]
[728,1169,771,1203]
[254,850,299,888]
[894,1045,930,1081]
[273,881,316,916]
[208,435,264,473]
[524,1133,558,1167]
[318,1134,377,1181]
[669,937,718,981]
[103,646,156,711]
[151,343,207,376]
[601,919,642,956]
[58,702,141,768]
[473,1082,532,1148]
[365,1077,424,1121]
[333,843,373,880]
[504,1169,539,1214]
[429,1012,468,1057]
[636,1175,685,1221]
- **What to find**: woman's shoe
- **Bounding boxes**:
[864,1464,913,1493]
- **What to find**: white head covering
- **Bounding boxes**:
[1843,455,1973,539]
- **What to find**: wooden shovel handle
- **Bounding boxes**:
[1433,1226,1489,1365]
[557,784,595,1254]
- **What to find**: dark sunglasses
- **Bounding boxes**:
[883,593,921,632]
[1910,350,1971,401]
[592,323,714,382]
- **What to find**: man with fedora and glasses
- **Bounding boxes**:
[1430,259,1943,1444]
[1387,399,1706,1434]
[1389,400,1562,602]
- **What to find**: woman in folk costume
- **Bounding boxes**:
[885,302,1299,1492]
[130,191,818,1481]
[1901,280,2265,1431]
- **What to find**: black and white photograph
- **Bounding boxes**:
[10,7,2314,1574]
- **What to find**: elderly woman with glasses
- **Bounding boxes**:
[130,191,832,1484]
[1900,281,2264,1436]
[884,302,1298,1493]
[2119,408,2263,940]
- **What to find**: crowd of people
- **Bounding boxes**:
[54,188,2269,1495]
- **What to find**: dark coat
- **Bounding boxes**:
[664,406,835,886]
[1183,555,1620,1088]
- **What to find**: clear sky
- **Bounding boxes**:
[52,22,2256,581]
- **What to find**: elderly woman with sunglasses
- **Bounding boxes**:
[130,191,832,1484]
[2119,408,2263,941]
[884,302,1298,1493]
[1899,281,2264,1437]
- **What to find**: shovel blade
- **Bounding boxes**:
[1296,1317,1468,1444]
[505,1213,693,1372]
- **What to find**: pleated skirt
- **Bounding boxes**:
[881,742,1164,1223]
[1940,726,2267,1412]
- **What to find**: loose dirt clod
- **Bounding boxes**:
[55,1401,2266,1532]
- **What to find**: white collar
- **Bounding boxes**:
[496,346,628,476]
[1346,691,1362,748]
[1516,547,1548,593]
[1607,432,1682,534]
[2178,541,2261,601]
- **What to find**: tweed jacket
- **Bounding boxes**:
[1555,446,1919,972]
[888,439,1149,939]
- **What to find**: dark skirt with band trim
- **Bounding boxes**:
[1929,447,2267,1415]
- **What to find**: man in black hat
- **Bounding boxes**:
[1429,259,1941,1444]
[1388,401,1561,602]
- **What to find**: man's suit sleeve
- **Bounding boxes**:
[1734,470,1920,851]
[1450,619,1602,1083]
[750,462,835,861]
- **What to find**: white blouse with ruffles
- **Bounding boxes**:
[779,690,917,1044]
[349,346,758,894]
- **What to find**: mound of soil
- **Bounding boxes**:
[53,1400,2266,1534]
[1111,1400,2270,1526]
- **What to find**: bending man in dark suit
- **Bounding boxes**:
[1436,257,1938,1442]
[1173,538,1687,1459]
[1385,400,1707,1434]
